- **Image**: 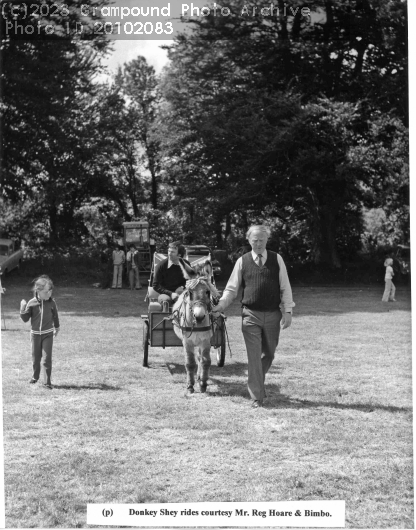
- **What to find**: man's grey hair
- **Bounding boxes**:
[246,225,271,240]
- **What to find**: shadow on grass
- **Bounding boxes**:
[165,360,262,379]
[209,378,412,413]
[164,361,282,400]
[264,394,412,413]
[180,361,412,414]
[165,363,185,376]
[53,383,122,391]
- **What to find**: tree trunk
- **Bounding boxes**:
[127,163,139,218]
[308,186,342,268]
[149,158,158,209]
[224,214,231,240]
[215,215,223,248]
[114,197,130,221]
[49,203,58,244]
[278,0,289,40]
[241,211,249,235]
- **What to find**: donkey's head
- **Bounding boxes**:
[178,259,218,322]
[186,279,212,322]
[192,260,213,279]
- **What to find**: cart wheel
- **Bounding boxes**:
[143,320,149,367]
[216,325,226,367]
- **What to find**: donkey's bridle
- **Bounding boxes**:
[171,279,213,335]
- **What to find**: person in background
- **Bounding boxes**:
[149,237,156,262]
[126,243,142,290]
[382,258,397,302]
[152,241,193,305]
[213,225,295,409]
[20,275,60,389]
[112,244,125,289]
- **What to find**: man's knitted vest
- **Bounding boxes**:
[241,251,280,311]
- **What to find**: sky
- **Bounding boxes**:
[102,40,171,76]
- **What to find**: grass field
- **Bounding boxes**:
[1,275,413,528]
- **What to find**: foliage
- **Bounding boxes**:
[1,0,409,265]
[1,0,111,243]
[155,0,408,265]
[349,114,410,246]
[115,57,162,209]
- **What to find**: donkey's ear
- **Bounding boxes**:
[178,260,196,280]
[203,259,213,277]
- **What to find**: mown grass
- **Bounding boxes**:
[1,277,413,528]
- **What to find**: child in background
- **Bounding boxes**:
[382,258,397,302]
[20,275,60,389]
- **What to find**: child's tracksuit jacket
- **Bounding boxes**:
[20,297,60,384]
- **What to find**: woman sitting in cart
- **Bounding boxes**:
[152,241,193,305]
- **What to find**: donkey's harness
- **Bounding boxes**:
[170,277,221,336]
[169,277,232,356]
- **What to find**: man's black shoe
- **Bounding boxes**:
[251,399,263,408]
[29,378,37,384]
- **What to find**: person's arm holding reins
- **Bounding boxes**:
[213,258,243,312]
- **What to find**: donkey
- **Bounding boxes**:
[172,260,219,394]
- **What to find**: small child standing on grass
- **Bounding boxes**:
[382,258,397,302]
[20,275,60,389]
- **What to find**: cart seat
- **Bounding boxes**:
[148,286,160,299]
[149,300,163,312]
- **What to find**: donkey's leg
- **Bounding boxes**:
[196,350,201,382]
[184,342,197,393]
[198,342,212,393]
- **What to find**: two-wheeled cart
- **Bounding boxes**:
[140,252,226,368]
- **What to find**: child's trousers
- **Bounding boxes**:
[31,333,53,385]
[382,279,396,302]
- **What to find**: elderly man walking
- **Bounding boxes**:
[215,225,295,408]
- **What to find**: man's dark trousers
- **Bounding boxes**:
[31,333,53,385]
[242,307,281,400]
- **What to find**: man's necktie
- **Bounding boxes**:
[257,254,263,268]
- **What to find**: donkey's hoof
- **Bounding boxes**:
[199,382,207,393]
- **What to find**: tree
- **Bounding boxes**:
[1,0,111,244]
[114,57,161,209]
[349,113,409,246]
[156,0,408,264]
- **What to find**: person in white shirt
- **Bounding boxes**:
[382,258,397,302]
[111,245,125,289]
[126,244,142,290]
[214,225,295,408]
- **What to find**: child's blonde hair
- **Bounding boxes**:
[32,275,54,294]
[384,258,393,267]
